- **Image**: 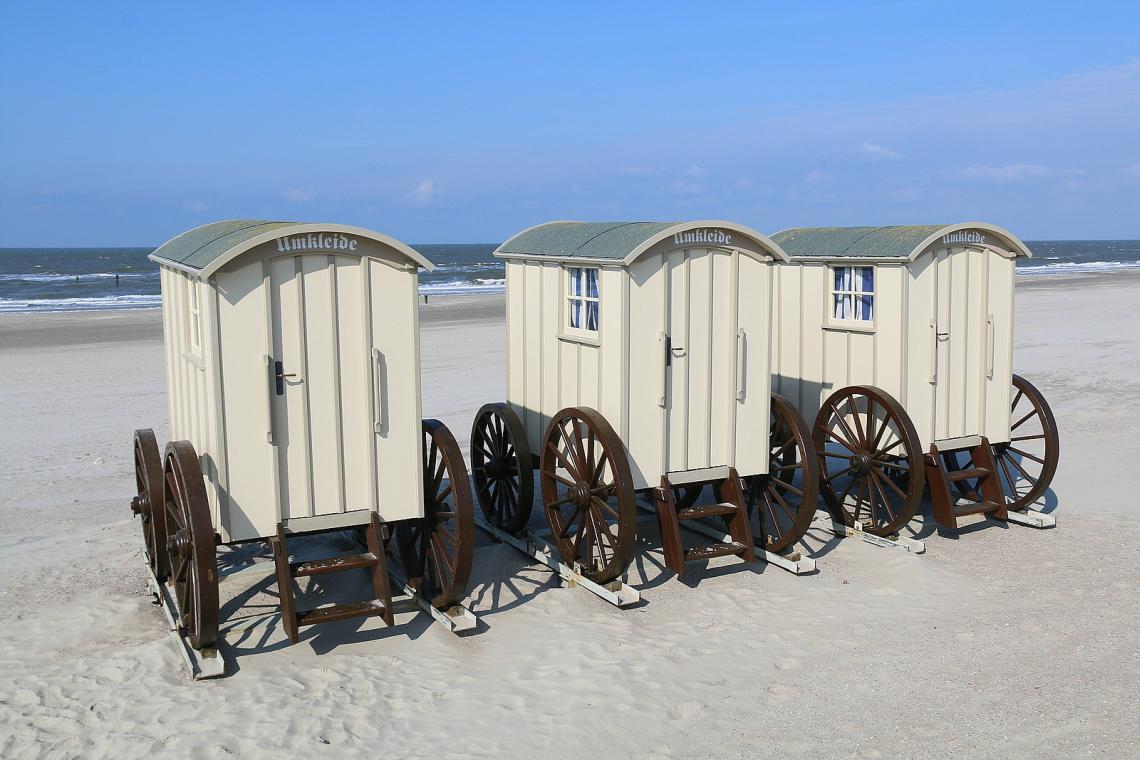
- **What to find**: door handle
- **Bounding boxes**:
[657,332,667,407]
[670,346,686,358]
[271,360,299,395]
[936,331,950,342]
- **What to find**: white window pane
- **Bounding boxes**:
[859,266,874,292]
[586,301,599,331]
[569,299,582,328]
[858,294,873,320]
[569,268,583,296]
[833,294,851,319]
[585,268,598,298]
[834,267,848,291]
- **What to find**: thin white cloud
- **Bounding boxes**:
[1126,163,1140,177]
[281,188,317,203]
[803,170,834,185]
[618,164,665,176]
[860,142,903,160]
[686,164,709,178]
[663,178,707,195]
[181,200,208,212]
[959,164,1050,182]
[408,180,436,205]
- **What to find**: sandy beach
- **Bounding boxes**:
[1,273,1137,759]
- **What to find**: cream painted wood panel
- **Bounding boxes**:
[626,255,668,488]
[733,253,771,476]
[367,258,425,522]
[215,259,278,541]
[985,254,1016,443]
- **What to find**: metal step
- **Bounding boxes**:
[684,541,748,563]
[290,552,379,578]
[951,500,1002,517]
[676,503,739,521]
[944,467,990,483]
[296,600,387,627]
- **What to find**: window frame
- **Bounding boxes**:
[828,264,876,328]
[564,265,601,337]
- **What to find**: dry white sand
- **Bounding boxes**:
[0,275,1137,759]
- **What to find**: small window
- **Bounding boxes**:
[566,267,600,332]
[832,266,874,321]
[186,279,202,351]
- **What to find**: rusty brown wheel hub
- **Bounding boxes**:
[852,453,875,476]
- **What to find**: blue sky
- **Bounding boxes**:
[1,1,1138,245]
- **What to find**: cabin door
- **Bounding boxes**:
[931,248,989,442]
[662,248,766,475]
[265,253,423,523]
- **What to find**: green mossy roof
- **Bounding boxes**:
[151,220,296,270]
[771,225,947,259]
[497,221,680,260]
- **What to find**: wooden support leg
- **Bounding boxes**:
[654,478,687,575]
[271,527,299,644]
[972,440,1008,521]
[366,512,395,626]
[925,448,957,529]
[720,468,756,563]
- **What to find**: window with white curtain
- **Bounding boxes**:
[566,266,600,332]
[832,265,874,321]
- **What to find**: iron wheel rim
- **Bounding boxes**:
[398,419,475,609]
[470,402,534,533]
[813,386,923,536]
[539,407,636,584]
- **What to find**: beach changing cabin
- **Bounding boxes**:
[133,220,476,657]
[766,223,1057,534]
[469,220,821,583]
[152,220,432,541]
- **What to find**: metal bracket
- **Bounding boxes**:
[634,501,816,575]
[474,514,641,607]
[812,516,926,553]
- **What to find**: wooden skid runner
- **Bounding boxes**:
[812,516,927,553]
[634,502,816,574]
[473,513,641,607]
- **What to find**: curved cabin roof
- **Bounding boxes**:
[495,220,787,265]
[150,219,434,277]
[771,222,1032,261]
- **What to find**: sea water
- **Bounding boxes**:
[0,240,1137,314]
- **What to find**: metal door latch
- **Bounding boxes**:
[273,360,298,395]
[936,331,950,342]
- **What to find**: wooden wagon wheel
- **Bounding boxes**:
[162,441,218,650]
[991,374,1060,511]
[539,407,636,584]
[744,394,820,553]
[470,402,534,533]
[131,428,170,581]
[813,386,924,536]
[397,419,475,609]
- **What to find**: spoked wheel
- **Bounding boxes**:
[162,441,218,650]
[743,395,820,553]
[470,402,534,533]
[131,428,170,580]
[539,407,636,584]
[992,374,1060,511]
[398,420,475,609]
[813,386,924,536]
